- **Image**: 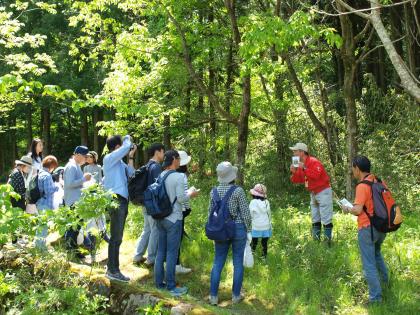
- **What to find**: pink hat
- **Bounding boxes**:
[250,184,267,198]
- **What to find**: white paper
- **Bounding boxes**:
[339,198,353,208]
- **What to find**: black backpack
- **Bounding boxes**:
[128,162,153,205]
[27,172,42,204]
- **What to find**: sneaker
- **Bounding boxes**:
[105,271,130,283]
[176,265,192,274]
[232,294,245,304]
[209,295,218,306]
[169,286,188,297]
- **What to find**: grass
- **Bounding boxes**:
[118,177,420,315]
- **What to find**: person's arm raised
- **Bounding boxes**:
[105,135,132,167]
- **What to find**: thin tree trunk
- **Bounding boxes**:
[225,0,251,185]
[26,103,33,151]
[80,109,89,146]
[338,2,359,199]
[93,108,100,154]
[42,106,51,155]
[224,37,235,161]
[163,114,171,149]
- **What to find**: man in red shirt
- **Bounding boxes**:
[289,143,333,242]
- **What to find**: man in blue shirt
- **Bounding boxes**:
[103,135,136,282]
[63,146,91,257]
[133,143,165,266]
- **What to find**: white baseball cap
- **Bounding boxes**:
[289,142,308,152]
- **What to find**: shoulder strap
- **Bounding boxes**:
[160,170,176,183]
[212,187,220,203]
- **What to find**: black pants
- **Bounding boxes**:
[251,237,269,258]
[107,195,128,273]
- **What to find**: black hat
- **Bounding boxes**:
[162,150,180,168]
[74,146,89,155]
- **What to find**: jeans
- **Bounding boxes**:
[34,209,48,250]
[154,219,183,291]
[133,209,158,263]
[107,195,129,273]
[358,226,389,302]
[210,223,247,298]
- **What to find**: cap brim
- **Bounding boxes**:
[289,146,298,150]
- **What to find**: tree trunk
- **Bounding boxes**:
[93,108,100,154]
[8,115,17,166]
[26,103,33,152]
[338,3,359,199]
[225,0,251,185]
[236,75,251,185]
[163,114,171,149]
[404,3,417,75]
[224,37,235,161]
[80,109,89,146]
[208,8,217,171]
[41,106,51,155]
[370,0,420,103]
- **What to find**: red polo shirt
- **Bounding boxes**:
[290,156,331,194]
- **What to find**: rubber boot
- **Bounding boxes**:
[312,222,321,241]
[323,223,333,246]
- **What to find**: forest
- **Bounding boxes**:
[0,0,419,314]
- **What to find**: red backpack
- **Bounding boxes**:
[358,176,403,238]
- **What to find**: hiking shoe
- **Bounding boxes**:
[133,256,147,265]
[144,260,154,268]
[232,294,244,304]
[105,271,130,283]
[176,265,192,274]
[209,295,218,306]
[169,286,188,297]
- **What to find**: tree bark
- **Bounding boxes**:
[41,106,51,155]
[225,0,251,185]
[338,2,359,199]
[369,0,420,102]
[163,114,171,149]
[80,109,89,146]
[26,103,33,151]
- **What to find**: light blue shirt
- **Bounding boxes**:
[103,135,134,200]
[63,158,85,206]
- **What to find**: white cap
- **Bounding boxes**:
[289,142,308,152]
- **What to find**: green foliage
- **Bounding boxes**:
[0,183,116,244]
[0,184,32,245]
[139,301,170,315]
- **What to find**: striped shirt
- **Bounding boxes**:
[208,183,252,232]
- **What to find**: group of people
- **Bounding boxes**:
[7,137,391,305]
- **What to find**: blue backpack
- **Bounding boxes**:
[205,185,237,241]
[144,170,177,220]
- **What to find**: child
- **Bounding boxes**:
[84,151,102,183]
[249,184,272,260]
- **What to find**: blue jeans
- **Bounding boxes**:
[134,209,158,263]
[358,226,389,302]
[154,219,182,291]
[210,223,247,298]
